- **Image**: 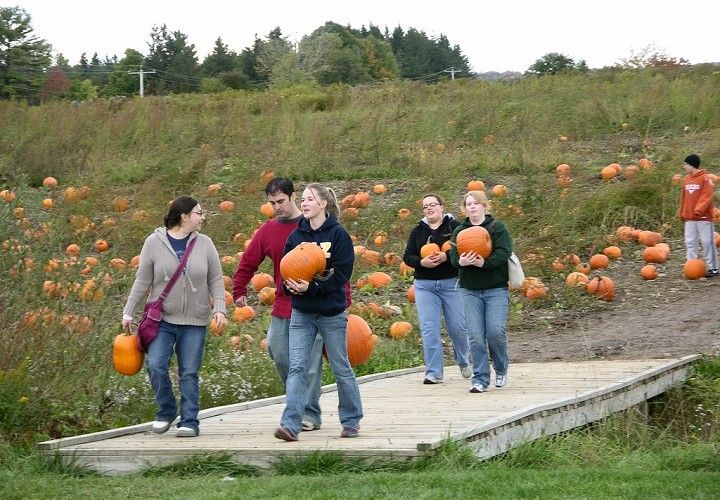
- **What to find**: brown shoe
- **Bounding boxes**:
[274,426,298,442]
[340,427,359,438]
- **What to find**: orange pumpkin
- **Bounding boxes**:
[525,285,548,300]
[259,202,274,218]
[565,271,589,287]
[491,184,508,197]
[367,271,392,288]
[601,166,617,180]
[280,242,326,282]
[640,264,658,280]
[587,276,615,301]
[258,286,276,305]
[233,305,257,322]
[383,252,401,265]
[361,250,381,266]
[399,262,414,277]
[112,197,130,212]
[589,254,610,269]
[345,314,378,366]
[602,246,622,259]
[467,180,485,191]
[373,184,387,194]
[683,259,707,280]
[389,321,412,339]
[219,200,235,212]
[109,258,127,270]
[209,317,227,336]
[42,176,58,187]
[455,226,492,258]
[65,244,81,256]
[407,284,415,303]
[112,333,144,376]
[637,231,663,247]
[397,208,411,219]
[642,245,668,264]
[207,183,222,196]
[556,164,571,176]
[250,272,274,292]
[420,241,441,258]
[94,239,109,252]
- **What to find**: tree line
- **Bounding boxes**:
[1,6,471,102]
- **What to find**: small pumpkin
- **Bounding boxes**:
[112,333,144,376]
[111,197,130,212]
[420,239,441,258]
[259,202,274,218]
[640,264,658,280]
[42,176,58,188]
[219,200,235,212]
[467,180,485,191]
[258,286,276,305]
[602,246,622,259]
[407,284,415,303]
[389,321,412,339]
[555,164,571,176]
[233,305,257,322]
[565,271,589,287]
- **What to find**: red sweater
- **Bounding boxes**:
[679,169,715,221]
[232,217,352,319]
[233,217,299,319]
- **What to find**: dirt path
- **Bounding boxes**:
[510,247,720,362]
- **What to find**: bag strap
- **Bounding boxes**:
[485,219,497,234]
[158,236,197,301]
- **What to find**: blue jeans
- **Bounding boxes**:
[266,315,323,427]
[281,310,363,435]
[414,278,469,379]
[146,320,206,432]
[461,287,509,387]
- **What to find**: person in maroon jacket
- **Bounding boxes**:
[232,178,324,431]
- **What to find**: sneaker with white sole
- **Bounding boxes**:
[460,365,472,379]
[423,375,443,384]
[495,374,508,388]
[301,420,321,431]
[469,384,487,393]
[151,420,172,434]
[176,426,199,437]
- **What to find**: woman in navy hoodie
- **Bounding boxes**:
[274,183,363,441]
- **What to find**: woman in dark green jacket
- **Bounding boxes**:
[449,190,511,393]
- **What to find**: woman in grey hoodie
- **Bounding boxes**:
[122,196,226,437]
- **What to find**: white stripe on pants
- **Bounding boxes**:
[684,220,718,270]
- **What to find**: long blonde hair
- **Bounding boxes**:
[305,183,340,217]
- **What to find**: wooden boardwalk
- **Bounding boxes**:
[38,355,699,475]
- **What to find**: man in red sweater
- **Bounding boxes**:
[679,154,718,277]
[233,178,324,430]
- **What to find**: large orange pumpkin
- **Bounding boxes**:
[683,259,706,280]
[112,333,144,376]
[345,314,378,366]
[279,242,326,282]
[456,226,492,258]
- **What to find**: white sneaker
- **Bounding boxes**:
[151,420,172,434]
[469,384,487,393]
[423,375,443,384]
[495,374,508,388]
[460,365,472,379]
[176,426,198,437]
[301,420,321,431]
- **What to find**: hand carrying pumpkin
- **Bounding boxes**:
[285,278,310,293]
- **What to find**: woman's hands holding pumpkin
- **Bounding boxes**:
[285,278,310,294]
[421,251,447,268]
[213,311,226,327]
[458,251,484,268]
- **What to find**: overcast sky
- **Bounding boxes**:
[16,0,719,73]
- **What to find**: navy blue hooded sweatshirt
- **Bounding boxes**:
[283,213,354,316]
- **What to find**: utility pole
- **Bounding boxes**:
[127,67,156,97]
[442,67,461,80]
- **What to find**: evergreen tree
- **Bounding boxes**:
[0,6,52,101]
[103,48,144,97]
[200,37,238,76]
[388,26,470,80]
[145,25,199,94]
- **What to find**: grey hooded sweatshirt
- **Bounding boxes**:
[122,227,226,326]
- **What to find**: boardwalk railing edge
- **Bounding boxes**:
[37,365,425,451]
[416,354,701,452]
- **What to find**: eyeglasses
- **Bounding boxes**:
[422,202,441,210]
[190,210,204,216]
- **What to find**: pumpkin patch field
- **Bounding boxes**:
[1,70,720,450]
